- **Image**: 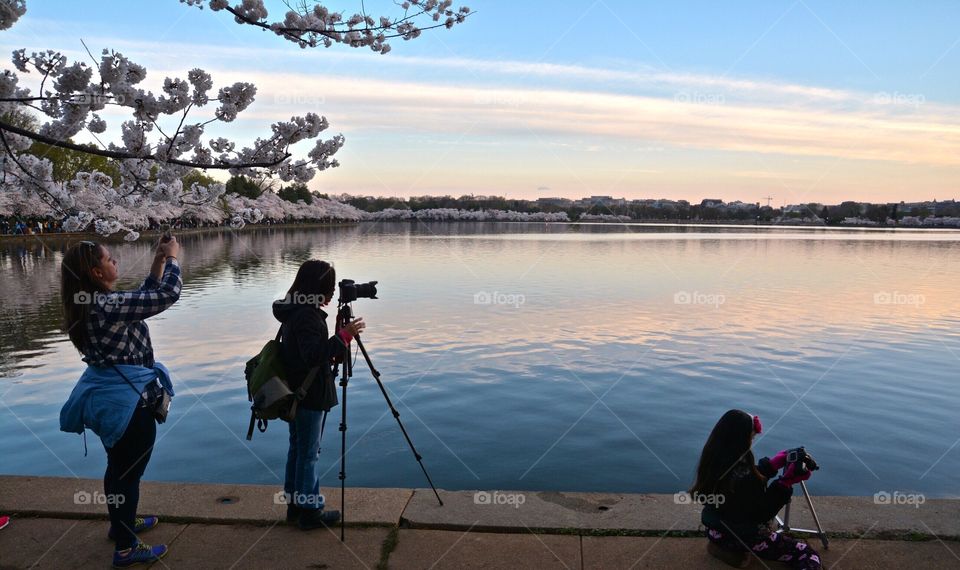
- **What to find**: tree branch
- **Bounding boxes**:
[165,102,194,157]
[0,129,68,216]
[222,5,470,45]
[0,119,290,169]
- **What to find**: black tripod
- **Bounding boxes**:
[335,303,443,541]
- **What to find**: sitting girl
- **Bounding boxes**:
[690,409,821,569]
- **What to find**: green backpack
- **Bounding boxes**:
[245,325,320,440]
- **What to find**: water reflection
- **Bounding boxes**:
[1,223,958,497]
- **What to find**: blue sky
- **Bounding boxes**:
[3,1,960,204]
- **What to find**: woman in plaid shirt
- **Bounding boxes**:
[60,236,181,568]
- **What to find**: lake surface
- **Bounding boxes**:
[1,222,958,497]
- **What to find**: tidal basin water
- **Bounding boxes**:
[1,222,958,497]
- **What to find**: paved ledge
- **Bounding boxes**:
[401,489,960,540]
[0,517,389,570]
[3,519,959,570]
[402,490,695,534]
[390,531,960,570]
[0,476,411,527]
[579,536,957,570]
[2,477,958,541]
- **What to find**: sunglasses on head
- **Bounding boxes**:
[78,241,101,257]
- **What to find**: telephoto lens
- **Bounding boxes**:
[338,279,378,303]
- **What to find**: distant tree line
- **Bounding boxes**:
[225,175,324,205]
[339,194,959,225]
[340,194,768,221]
[5,117,955,228]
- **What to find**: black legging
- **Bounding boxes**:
[103,404,156,550]
[707,525,822,569]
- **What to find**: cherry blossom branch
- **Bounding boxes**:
[183,0,471,53]
[223,4,469,40]
[0,129,69,215]
[0,0,467,239]
[0,119,291,169]
[165,102,194,157]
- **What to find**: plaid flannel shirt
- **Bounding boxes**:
[82,258,182,367]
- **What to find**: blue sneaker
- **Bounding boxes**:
[298,508,340,530]
[112,542,168,568]
[108,516,159,540]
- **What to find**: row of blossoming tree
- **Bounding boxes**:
[0,0,470,239]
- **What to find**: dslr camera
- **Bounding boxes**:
[338,279,378,304]
[786,446,819,476]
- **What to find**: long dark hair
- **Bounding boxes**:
[61,241,107,353]
[287,260,335,306]
[690,409,764,496]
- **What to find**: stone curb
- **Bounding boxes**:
[0,476,410,527]
[2,477,957,541]
[400,489,960,541]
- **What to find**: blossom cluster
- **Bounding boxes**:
[578,213,633,222]
[0,0,469,240]
[0,46,342,240]
[0,184,366,229]
[180,0,470,53]
[368,208,571,222]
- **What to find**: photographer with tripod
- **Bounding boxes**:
[690,410,822,569]
[273,260,365,530]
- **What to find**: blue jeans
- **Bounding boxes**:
[284,406,326,510]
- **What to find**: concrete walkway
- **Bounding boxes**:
[1,476,958,569]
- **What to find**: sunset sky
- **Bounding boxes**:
[4,1,960,204]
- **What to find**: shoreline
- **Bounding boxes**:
[2,475,957,568]
[1,219,957,244]
[1,475,956,540]
[0,221,359,244]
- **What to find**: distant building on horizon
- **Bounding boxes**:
[580,195,627,207]
[782,203,824,214]
[536,197,574,207]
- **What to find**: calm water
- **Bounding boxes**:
[1,223,958,497]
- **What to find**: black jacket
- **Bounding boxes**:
[272,300,345,412]
[702,457,792,539]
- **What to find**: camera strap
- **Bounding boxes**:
[318,410,328,457]
[90,344,155,401]
[109,361,161,406]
